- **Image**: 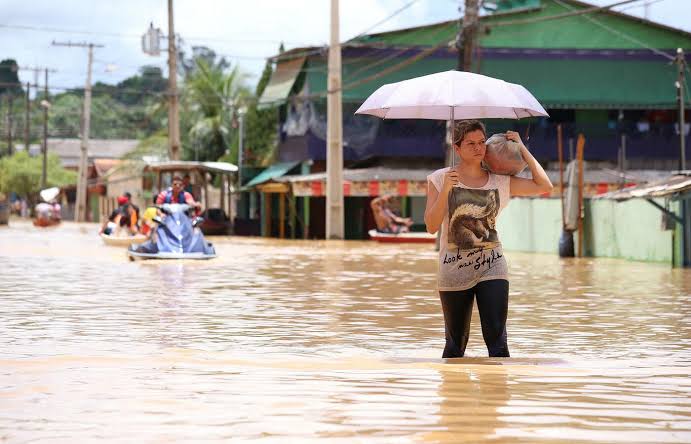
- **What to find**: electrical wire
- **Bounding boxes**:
[553,0,675,61]
[487,0,643,27]
[0,23,307,46]
[345,0,422,43]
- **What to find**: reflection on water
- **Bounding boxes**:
[1,220,690,443]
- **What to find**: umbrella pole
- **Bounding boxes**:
[450,106,455,168]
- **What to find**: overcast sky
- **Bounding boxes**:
[1,0,689,95]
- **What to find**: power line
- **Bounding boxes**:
[487,0,643,27]
[616,0,666,13]
[345,0,422,43]
[0,23,308,46]
[553,0,675,61]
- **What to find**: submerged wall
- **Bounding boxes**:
[497,197,675,264]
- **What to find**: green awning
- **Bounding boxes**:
[258,57,305,108]
[243,161,300,189]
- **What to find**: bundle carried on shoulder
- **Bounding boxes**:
[482,133,527,176]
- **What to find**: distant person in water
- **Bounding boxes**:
[370,195,412,234]
[100,195,137,235]
[123,192,140,226]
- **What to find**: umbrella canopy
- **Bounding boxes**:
[40,187,60,203]
[355,70,548,120]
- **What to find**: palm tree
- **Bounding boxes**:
[182,59,249,162]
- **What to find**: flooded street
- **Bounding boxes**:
[1,220,690,443]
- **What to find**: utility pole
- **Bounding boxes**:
[676,48,687,171]
[326,0,344,239]
[5,94,13,155]
[21,66,56,187]
[167,0,181,161]
[41,69,50,188]
[458,0,480,71]
[53,41,103,222]
[24,82,30,154]
[238,107,246,187]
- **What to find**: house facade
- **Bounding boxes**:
[249,0,691,241]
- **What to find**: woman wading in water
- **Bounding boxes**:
[424,120,553,358]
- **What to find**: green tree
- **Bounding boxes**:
[0,151,76,201]
[0,59,22,96]
[242,56,278,166]
[182,58,250,162]
[114,66,167,106]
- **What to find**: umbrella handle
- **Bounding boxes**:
[450,107,455,168]
[524,122,531,144]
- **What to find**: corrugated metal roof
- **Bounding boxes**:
[244,161,301,188]
[258,57,306,108]
[594,173,691,200]
[279,167,671,185]
[146,161,238,174]
[279,167,431,183]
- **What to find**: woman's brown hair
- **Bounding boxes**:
[453,120,486,146]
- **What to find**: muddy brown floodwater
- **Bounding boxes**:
[1,220,690,443]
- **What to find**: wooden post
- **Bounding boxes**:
[303,196,310,239]
[279,192,285,239]
[576,134,586,257]
[264,193,272,237]
[558,124,565,228]
[219,174,225,213]
[203,173,209,210]
[228,176,239,229]
[290,194,296,239]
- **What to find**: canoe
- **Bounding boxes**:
[100,233,148,247]
[368,229,436,244]
[33,218,60,228]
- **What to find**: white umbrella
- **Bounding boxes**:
[355,70,548,120]
[40,187,60,203]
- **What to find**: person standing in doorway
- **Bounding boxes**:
[424,120,552,358]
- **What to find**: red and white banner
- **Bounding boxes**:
[292,180,428,197]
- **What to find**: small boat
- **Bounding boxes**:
[368,229,436,244]
[33,218,60,228]
[100,233,148,247]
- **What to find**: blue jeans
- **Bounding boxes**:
[439,279,510,358]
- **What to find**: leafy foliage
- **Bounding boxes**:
[181,56,250,162]
[1,46,282,165]
[242,58,278,166]
[0,151,76,199]
[0,59,22,96]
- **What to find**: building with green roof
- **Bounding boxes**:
[260,0,691,168]
[248,0,691,242]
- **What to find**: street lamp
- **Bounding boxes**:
[237,106,247,187]
[40,99,51,189]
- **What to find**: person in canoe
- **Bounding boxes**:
[371,195,413,234]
